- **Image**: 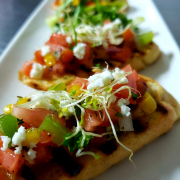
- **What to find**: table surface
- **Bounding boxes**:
[0,0,179,55]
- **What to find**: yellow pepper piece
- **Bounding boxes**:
[16,97,28,105]
[68,84,82,96]
[72,0,80,6]
[44,53,56,67]
[3,104,14,114]
[138,92,157,114]
[22,128,41,147]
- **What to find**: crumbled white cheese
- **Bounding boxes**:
[60,100,74,118]
[103,18,124,45]
[121,105,131,117]
[66,36,72,44]
[87,69,114,92]
[30,63,46,79]
[27,142,37,160]
[1,136,11,151]
[117,98,129,106]
[73,43,86,59]
[12,126,26,154]
[40,45,50,56]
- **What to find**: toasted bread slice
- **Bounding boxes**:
[30,75,179,180]
[19,42,161,91]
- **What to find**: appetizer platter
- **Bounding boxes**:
[0,0,180,179]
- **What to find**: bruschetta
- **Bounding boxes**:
[19,0,161,90]
[1,65,179,179]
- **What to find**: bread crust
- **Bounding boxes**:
[30,75,180,180]
[19,42,161,91]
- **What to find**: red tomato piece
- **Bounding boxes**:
[11,106,65,128]
[34,144,53,164]
[113,84,129,100]
[83,104,120,131]
[51,61,66,76]
[103,19,111,26]
[34,50,45,65]
[123,28,134,42]
[48,33,69,48]
[21,61,33,77]
[40,130,53,144]
[83,109,102,132]
[69,77,89,89]
[0,140,24,174]
[61,49,74,63]
[0,166,16,180]
[111,46,133,62]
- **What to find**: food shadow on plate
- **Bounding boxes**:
[140,52,173,79]
[95,121,180,180]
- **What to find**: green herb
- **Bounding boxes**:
[71,89,77,96]
[74,105,81,117]
[63,131,93,153]
[95,63,102,69]
[54,50,58,58]
[131,91,138,101]
[115,112,122,117]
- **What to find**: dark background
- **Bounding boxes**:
[0,0,179,55]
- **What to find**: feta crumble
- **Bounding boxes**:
[1,136,11,151]
[27,142,37,160]
[73,43,86,59]
[87,69,114,92]
[66,36,72,44]
[12,126,26,154]
[30,63,46,79]
[40,45,50,56]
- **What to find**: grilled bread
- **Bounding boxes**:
[19,42,161,91]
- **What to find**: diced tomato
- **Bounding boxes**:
[54,0,60,6]
[112,65,139,104]
[77,43,92,69]
[113,84,129,100]
[86,1,95,6]
[34,144,53,164]
[51,61,66,76]
[61,49,74,63]
[21,61,33,77]
[0,140,24,174]
[136,80,147,97]
[111,46,133,62]
[103,19,111,26]
[83,104,120,131]
[40,130,53,144]
[122,65,138,91]
[0,166,15,180]
[48,33,69,48]
[100,104,121,127]
[123,28,134,42]
[34,50,45,65]
[11,106,65,128]
[69,77,89,89]
[83,109,102,132]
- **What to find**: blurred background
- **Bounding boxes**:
[0,0,179,55]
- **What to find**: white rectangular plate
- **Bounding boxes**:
[0,0,180,179]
